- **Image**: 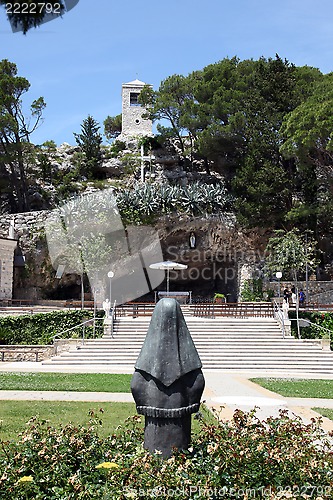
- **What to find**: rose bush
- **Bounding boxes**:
[0,408,332,499]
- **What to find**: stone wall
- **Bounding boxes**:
[266,281,333,303]
[0,211,48,240]
[0,345,54,362]
[0,238,17,299]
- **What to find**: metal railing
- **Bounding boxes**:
[52,317,104,353]
[191,302,274,319]
[116,302,156,318]
[273,300,286,338]
[290,317,332,341]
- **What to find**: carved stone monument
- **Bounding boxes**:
[131,298,205,458]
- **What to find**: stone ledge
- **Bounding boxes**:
[0,345,54,362]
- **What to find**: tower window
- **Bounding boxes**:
[130,92,141,106]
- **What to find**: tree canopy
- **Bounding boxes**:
[143,55,328,232]
[0,58,45,212]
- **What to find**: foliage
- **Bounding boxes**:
[265,229,318,279]
[116,181,230,225]
[138,135,163,153]
[241,279,265,302]
[142,55,325,228]
[104,114,122,141]
[109,139,126,157]
[0,409,332,498]
[0,59,46,212]
[213,293,225,302]
[0,310,104,345]
[280,74,333,232]
[73,115,102,178]
[289,310,333,349]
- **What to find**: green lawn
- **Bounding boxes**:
[0,401,137,441]
[251,378,333,399]
[313,407,333,421]
[0,372,132,392]
[0,400,208,442]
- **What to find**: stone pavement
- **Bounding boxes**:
[0,362,333,432]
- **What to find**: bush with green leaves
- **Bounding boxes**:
[289,310,333,349]
[241,279,265,302]
[0,310,104,345]
[0,408,332,499]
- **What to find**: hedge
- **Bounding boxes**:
[0,310,104,346]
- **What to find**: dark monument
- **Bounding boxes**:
[131,298,205,458]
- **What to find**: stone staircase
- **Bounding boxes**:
[42,316,333,373]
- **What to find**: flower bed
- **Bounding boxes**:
[0,408,332,499]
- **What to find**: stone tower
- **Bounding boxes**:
[121,79,152,138]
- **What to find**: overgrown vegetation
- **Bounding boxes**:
[0,408,332,498]
[0,310,104,345]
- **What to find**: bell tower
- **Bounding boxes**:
[121,79,152,138]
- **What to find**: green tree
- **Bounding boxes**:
[139,75,196,157]
[73,115,102,178]
[265,229,318,279]
[280,74,333,233]
[0,59,46,212]
[104,114,122,141]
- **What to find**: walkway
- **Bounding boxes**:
[0,362,332,432]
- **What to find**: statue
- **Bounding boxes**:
[102,298,111,318]
[131,298,205,458]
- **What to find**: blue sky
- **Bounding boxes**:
[1,0,333,145]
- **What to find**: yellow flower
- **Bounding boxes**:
[95,461,119,470]
[17,476,34,483]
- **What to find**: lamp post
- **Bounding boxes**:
[107,271,114,303]
[276,271,282,299]
[78,243,84,310]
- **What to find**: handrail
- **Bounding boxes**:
[52,317,104,350]
[290,318,332,339]
[273,300,286,338]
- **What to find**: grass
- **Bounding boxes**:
[313,407,333,421]
[0,372,132,392]
[0,401,137,441]
[0,400,208,441]
[251,378,333,399]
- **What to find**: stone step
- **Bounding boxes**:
[43,315,333,373]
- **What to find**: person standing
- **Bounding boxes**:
[299,289,305,307]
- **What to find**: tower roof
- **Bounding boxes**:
[123,78,147,87]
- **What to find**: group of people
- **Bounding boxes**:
[283,287,305,307]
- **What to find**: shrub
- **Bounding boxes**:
[241,279,265,302]
[289,310,333,349]
[0,409,332,499]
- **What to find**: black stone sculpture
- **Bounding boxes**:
[131,298,205,458]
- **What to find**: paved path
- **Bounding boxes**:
[0,362,332,432]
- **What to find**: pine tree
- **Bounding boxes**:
[73,115,102,178]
